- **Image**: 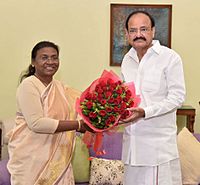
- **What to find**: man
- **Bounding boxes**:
[120,11,185,185]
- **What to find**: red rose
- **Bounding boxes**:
[97,93,103,99]
[113,98,121,105]
[105,91,112,98]
[105,118,112,126]
[126,89,132,97]
[85,92,92,100]
[113,106,120,113]
[129,100,135,107]
[121,110,130,119]
[99,110,106,116]
[108,97,114,103]
[120,102,127,109]
[97,88,103,94]
[109,115,116,122]
[100,99,107,105]
[89,112,97,119]
[116,87,123,94]
[92,93,98,100]
[105,107,112,112]
[86,101,93,109]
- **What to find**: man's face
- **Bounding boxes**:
[126,13,155,51]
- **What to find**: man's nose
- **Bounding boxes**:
[135,30,143,37]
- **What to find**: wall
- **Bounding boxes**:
[0,0,200,132]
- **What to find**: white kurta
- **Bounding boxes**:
[121,40,186,166]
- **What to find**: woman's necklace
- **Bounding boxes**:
[34,74,50,87]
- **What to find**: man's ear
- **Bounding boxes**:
[125,29,129,39]
[152,27,155,38]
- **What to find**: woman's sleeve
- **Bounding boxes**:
[17,81,59,133]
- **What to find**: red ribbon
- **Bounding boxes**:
[82,131,107,156]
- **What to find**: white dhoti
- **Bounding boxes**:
[123,159,182,185]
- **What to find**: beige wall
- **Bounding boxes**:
[0,0,200,132]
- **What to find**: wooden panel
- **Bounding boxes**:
[177,105,196,133]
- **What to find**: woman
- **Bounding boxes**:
[7,41,88,184]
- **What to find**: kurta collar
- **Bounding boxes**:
[151,40,161,54]
[128,40,162,60]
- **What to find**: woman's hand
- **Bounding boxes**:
[78,120,94,133]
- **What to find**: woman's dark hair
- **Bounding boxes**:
[19,41,59,83]
[125,10,155,30]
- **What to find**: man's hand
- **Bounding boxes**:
[120,107,145,124]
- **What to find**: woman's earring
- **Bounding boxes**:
[31,64,35,68]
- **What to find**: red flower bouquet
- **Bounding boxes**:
[76,70,140,154]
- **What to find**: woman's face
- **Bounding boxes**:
[32,47,59,79]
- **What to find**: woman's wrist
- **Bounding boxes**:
[76,120,81,132]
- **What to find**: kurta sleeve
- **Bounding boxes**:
[144,54,185,119]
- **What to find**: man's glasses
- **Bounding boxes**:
[129,27,151,35]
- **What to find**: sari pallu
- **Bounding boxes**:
[7,77,79,185]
